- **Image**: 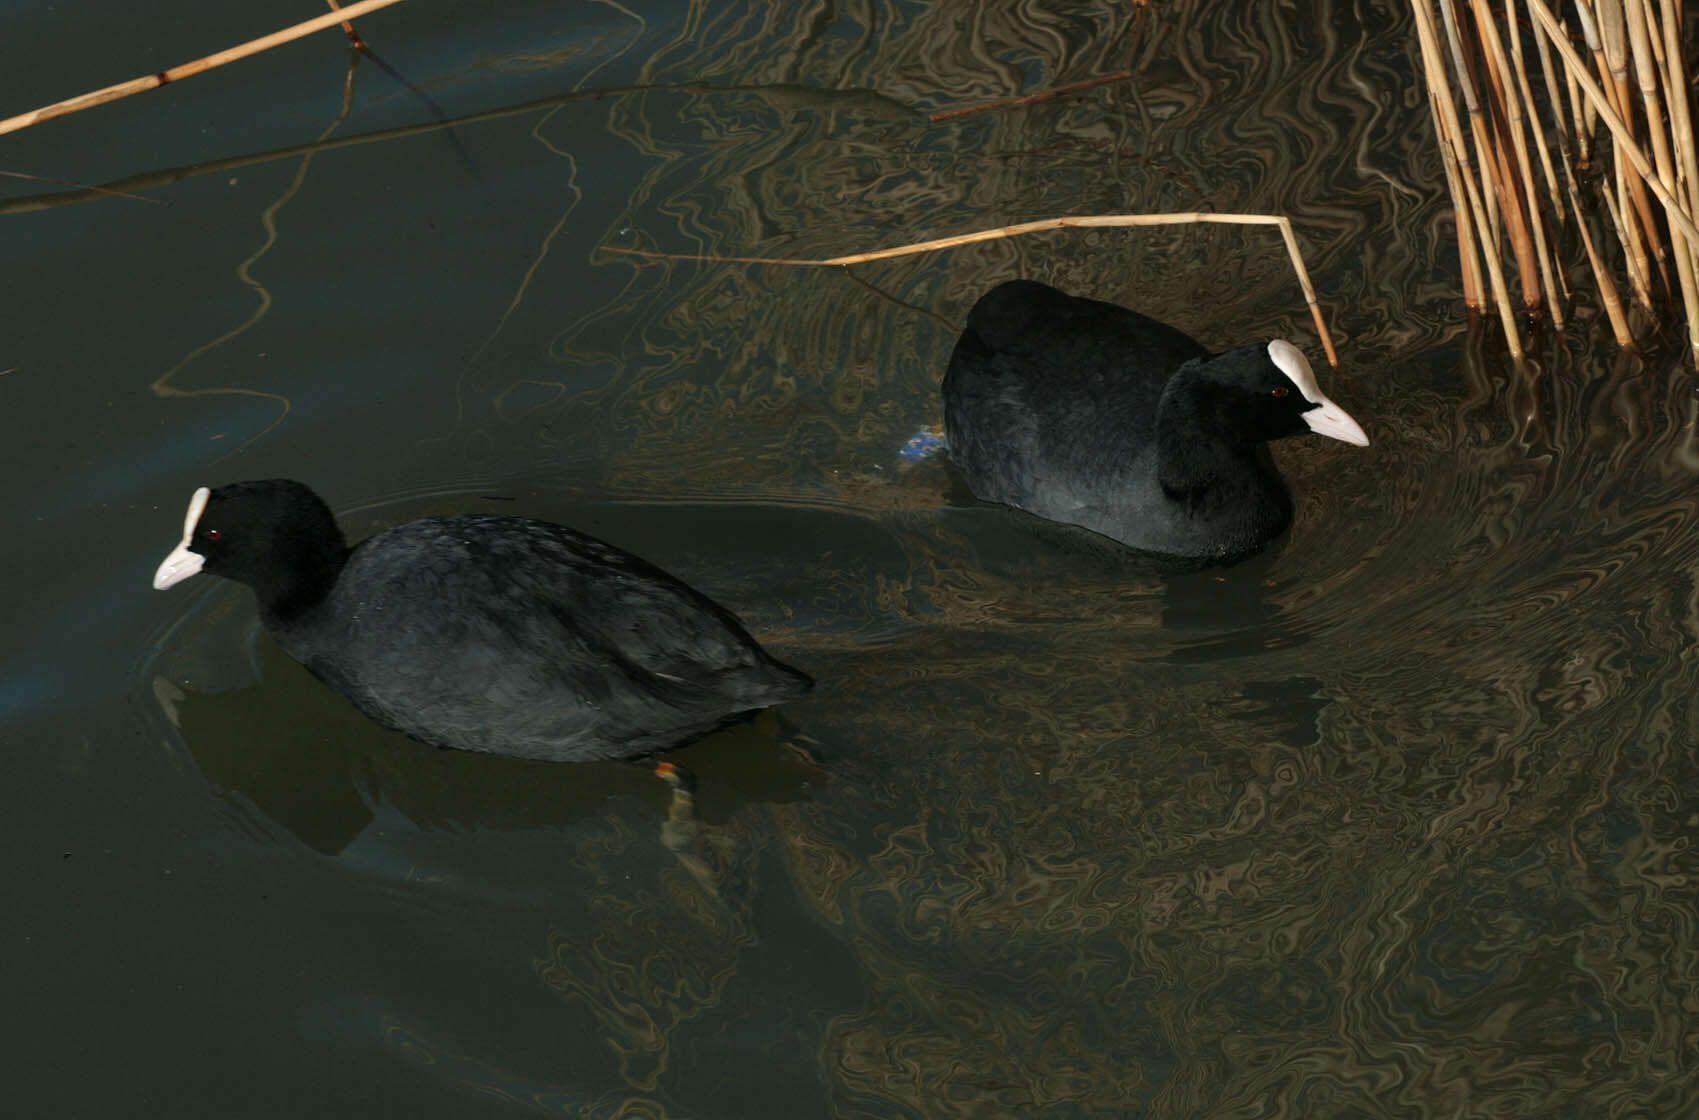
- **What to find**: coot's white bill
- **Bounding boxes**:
[1300,399,1369,446]
[1268,340,1370,447]
[153,486,210,590]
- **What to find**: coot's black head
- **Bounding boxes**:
[1176,340,1369,448]
[153,480,348,615]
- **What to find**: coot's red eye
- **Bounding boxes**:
[205,528,222,541]
[1272,386,1289,398]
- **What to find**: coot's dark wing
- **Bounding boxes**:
[958,280,1211,383]
[315,517,805,759]
[944,280,1214,511]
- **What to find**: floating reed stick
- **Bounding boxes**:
[323,0,369,52]
[1412,0,1699,364]
[603,212,1342,368]
[0,0,407,138]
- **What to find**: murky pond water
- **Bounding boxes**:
[8,0,1699,1115]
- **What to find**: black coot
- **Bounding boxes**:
[153,480,811,762]
[943,279,1369,559]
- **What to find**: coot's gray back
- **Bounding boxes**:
[943,280,1212,512]
[278,516,810,761]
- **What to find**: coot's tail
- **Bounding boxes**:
[757,657,814,704]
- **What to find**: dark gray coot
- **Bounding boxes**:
[153,480,811,763]
[943,279,1370,559]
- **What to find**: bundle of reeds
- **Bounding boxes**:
[1410,0,1699,363]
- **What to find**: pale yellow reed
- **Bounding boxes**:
[604,212,1342,368]
[0,0,407,138]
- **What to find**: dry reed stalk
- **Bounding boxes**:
[1607,1,1668,292]
[1565,44,1593,166]
[1438,0,1504,243]
[1572,1,1608,103]
[1530,4,1597,288]
[1599,175,1654,299]
[1627,0,1699,348]
[1413,0,1699,358]
[1528,3,1633,341]
[1639,0,1663,65]
[1416,10,1484,306]
[1542,0,1699,350]
[1470,0,1553,314]
[1505,0,1568,224]
[1563,157,1635,342]
[1649,0,1699,360]
[0,0,407,138]
[1531,7,1570,145]
[1615,158,1657,305]
[1660,0,1699,229]
[1414,0,1524,353]
[1434,94,1487,306]
[603,212,1343,367]
[1582,0,1657,303]
[1528,0,1699,244]
[1624,0,1674,207]
[1537,9,1633,341]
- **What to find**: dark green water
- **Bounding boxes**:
[7,0,1699,1115]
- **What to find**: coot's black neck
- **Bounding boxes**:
[1153,371,1290,530]
[1157,434,1274,507]
[252,538,349,625]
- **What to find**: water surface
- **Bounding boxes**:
[6,0,1699,1115]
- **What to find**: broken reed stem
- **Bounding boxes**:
[603,212,1342,368]
[0,0,406,138]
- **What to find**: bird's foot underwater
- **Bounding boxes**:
[655,761,698,848]
[655,760,719,898]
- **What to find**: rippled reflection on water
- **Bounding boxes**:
[29,0,1699,1113]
